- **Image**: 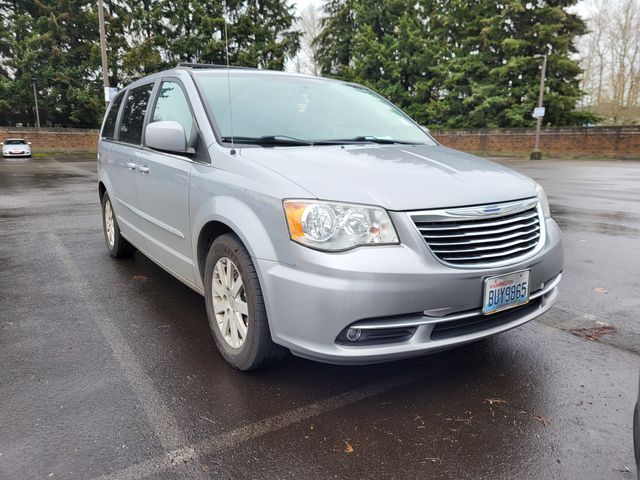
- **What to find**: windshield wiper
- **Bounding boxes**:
[221,135,418,147]
[221,135,313,146]
[349,136,418,144]
[319,136,417,145]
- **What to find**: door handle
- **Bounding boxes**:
[126,161,137,170]
[138,165,150,174]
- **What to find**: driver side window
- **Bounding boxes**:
[151,81,194,145]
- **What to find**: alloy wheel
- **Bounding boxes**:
[104,199,115,247]
[212,257,249,348]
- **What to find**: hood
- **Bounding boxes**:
[239,144,537,211]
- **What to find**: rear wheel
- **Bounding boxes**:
[204,233,286,370]
[101,193,135,258]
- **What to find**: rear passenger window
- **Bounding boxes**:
[151,81,194,143]
[101,91,124,140]
[120,83,154,145]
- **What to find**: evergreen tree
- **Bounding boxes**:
[314,0,356,77]
[0,0,102,127]
[0,0,300,127]
[232,0,300,70]
[316,0,595,128]
[437,0,594,128]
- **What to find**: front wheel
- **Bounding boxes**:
[204,233,286,370]
[101,193,135,258]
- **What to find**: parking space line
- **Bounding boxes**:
[48,234,205,477]
[50,234,414,480]
[91,447,199,480]
[94,375,412,480]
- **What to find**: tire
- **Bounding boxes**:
[204,233,286,370]
[101,193,135,258]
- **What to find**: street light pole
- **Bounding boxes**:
[530,53,547,160]
[98,0,110,108]
[32,81,41,129]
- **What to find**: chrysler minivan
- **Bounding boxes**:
[97,64,563,370]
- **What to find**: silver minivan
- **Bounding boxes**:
[98,64,563,370]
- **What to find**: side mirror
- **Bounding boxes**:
[420,126,430,135]
[145,121,187,154]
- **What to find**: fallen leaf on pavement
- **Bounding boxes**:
[531,414,550,426]
[485,398,508,405]
[569,324,617,341]
[519,411,550,426]
[593,287,608,294]
[343,441,354,453]
[132,275,147,281]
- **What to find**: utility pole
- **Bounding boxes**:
[32,81,41,129]
[98,0,110,108]
[530,53,547,160]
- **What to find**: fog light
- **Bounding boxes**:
[346,328,362,342]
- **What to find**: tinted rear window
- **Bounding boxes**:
[101,91,124,140]
[119,83,154,145]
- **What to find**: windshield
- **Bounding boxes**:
[5,139,26,145]
[194,73,435,146]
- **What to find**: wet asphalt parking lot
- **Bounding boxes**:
[0,153,638,480]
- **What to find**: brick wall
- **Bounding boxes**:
[432,126,640,158]
[0,127,98,151]
[2,125,640,157]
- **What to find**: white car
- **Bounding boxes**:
[2,138,32,157]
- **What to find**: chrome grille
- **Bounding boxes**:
[410,200,543,267]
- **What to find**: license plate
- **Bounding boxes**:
[483,270,530,315]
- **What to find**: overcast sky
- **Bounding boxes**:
[291,0,317,14]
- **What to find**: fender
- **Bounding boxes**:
[191,195,295,283]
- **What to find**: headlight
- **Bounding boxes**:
[283,200,399,251]
[535,183,551,218]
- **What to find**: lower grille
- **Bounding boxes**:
[410,200,543,266]
[429,298,541,340]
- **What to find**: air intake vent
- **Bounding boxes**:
[410,200,543,267]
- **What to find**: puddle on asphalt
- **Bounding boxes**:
[551,205,640,237]
[0,172,83,190]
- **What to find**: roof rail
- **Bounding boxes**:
[176,62,257,70]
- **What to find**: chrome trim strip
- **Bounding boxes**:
[408,197,538,222]
[426,226,540,245]
[439,241,539,261]
[432,232,540,254]
[351,273,562,330]
[421,219,539,238]
[417,210,538,230]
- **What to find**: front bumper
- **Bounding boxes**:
[257,212,563,365]
[2,150,31,157]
